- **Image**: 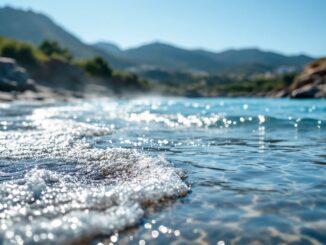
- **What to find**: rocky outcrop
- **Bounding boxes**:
[32,58,87,91]
[0,57,35,92]
[0,57,87,102]
[0,57,116,102]
[289,58,326,98]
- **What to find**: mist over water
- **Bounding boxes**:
[0,97,325,244]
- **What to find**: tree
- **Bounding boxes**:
[1,42,38,66]
[39,40,72,61]
[81,56,112,77]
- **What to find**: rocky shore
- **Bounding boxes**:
[0,55,134,102]
[278,58,326,98]
[0,57,82,102]
[1,55,325,102]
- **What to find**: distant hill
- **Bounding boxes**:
[95,42,313,75]
[203,48,312,68]
[0,7,132,68]
[123,42,226,73]
[94,42,122,56]
[0,6,314,76]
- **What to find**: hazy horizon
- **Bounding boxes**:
[0,0,325,57]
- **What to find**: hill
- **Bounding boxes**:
[196,48,311,68]
[95,42,313,76]
[0,7,313,87]
[0,7,132,68]
[94,42,123,56]
[122,42,226,73]
[0,36,150,101]
[0,6,315,80]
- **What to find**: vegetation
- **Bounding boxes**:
[79,56,113,77]
[0,36,299,97]
[0,36,46,66]
[151,72,297,97]
[0,36,149,92]
[211,73,296,94]
[112,71,150,91]
[39,40,72,61]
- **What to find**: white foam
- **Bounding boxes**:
[0,104,188,244]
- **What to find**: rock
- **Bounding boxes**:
[0,91,14,102]
[274,89,290,98]
[32,58,87,91]
[315,84,326,98]
[289,58,326,98]
[291,84,320,98]
[0,57,35,92]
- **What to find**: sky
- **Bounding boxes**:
[0,0,325,56]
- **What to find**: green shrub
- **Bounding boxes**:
[0,37,46,66]
[39,40,72,61]
[80,56,113,77]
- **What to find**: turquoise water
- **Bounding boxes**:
[0,98,325,245]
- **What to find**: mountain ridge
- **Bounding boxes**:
[0,6,133,68]
[0,6,315,76]
[94,41,314,74]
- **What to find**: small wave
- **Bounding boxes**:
[0,105,188,244]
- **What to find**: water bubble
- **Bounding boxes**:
[25,230,32,238]
[159,225,168,233]
[48,233,54,240]
[151,230,159,238]
[5,230,14,239]
[139,240,146,245]
[110,234,118,243]
[174,230,181,236]
[144,223,152,229]
[258,115,265,124]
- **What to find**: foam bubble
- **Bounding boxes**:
[0,104,188,244]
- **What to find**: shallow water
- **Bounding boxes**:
[0,98,325,245]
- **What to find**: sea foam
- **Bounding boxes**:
[0,105,188,244]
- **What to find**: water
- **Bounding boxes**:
[0,97,325,245]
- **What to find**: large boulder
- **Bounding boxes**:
[32,58,87,91]
[289,58,326,98]
[0,57,35,92]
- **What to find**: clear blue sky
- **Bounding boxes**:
[0,0,325,56]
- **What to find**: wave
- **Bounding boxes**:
[0,106,188,244]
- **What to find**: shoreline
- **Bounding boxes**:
[1,89,325,104]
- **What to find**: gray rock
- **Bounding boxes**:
[291,84,320,98]
[0,57,16,74]
[0,57,35,92]
[286,58,326,98]
[315,84,326,98]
